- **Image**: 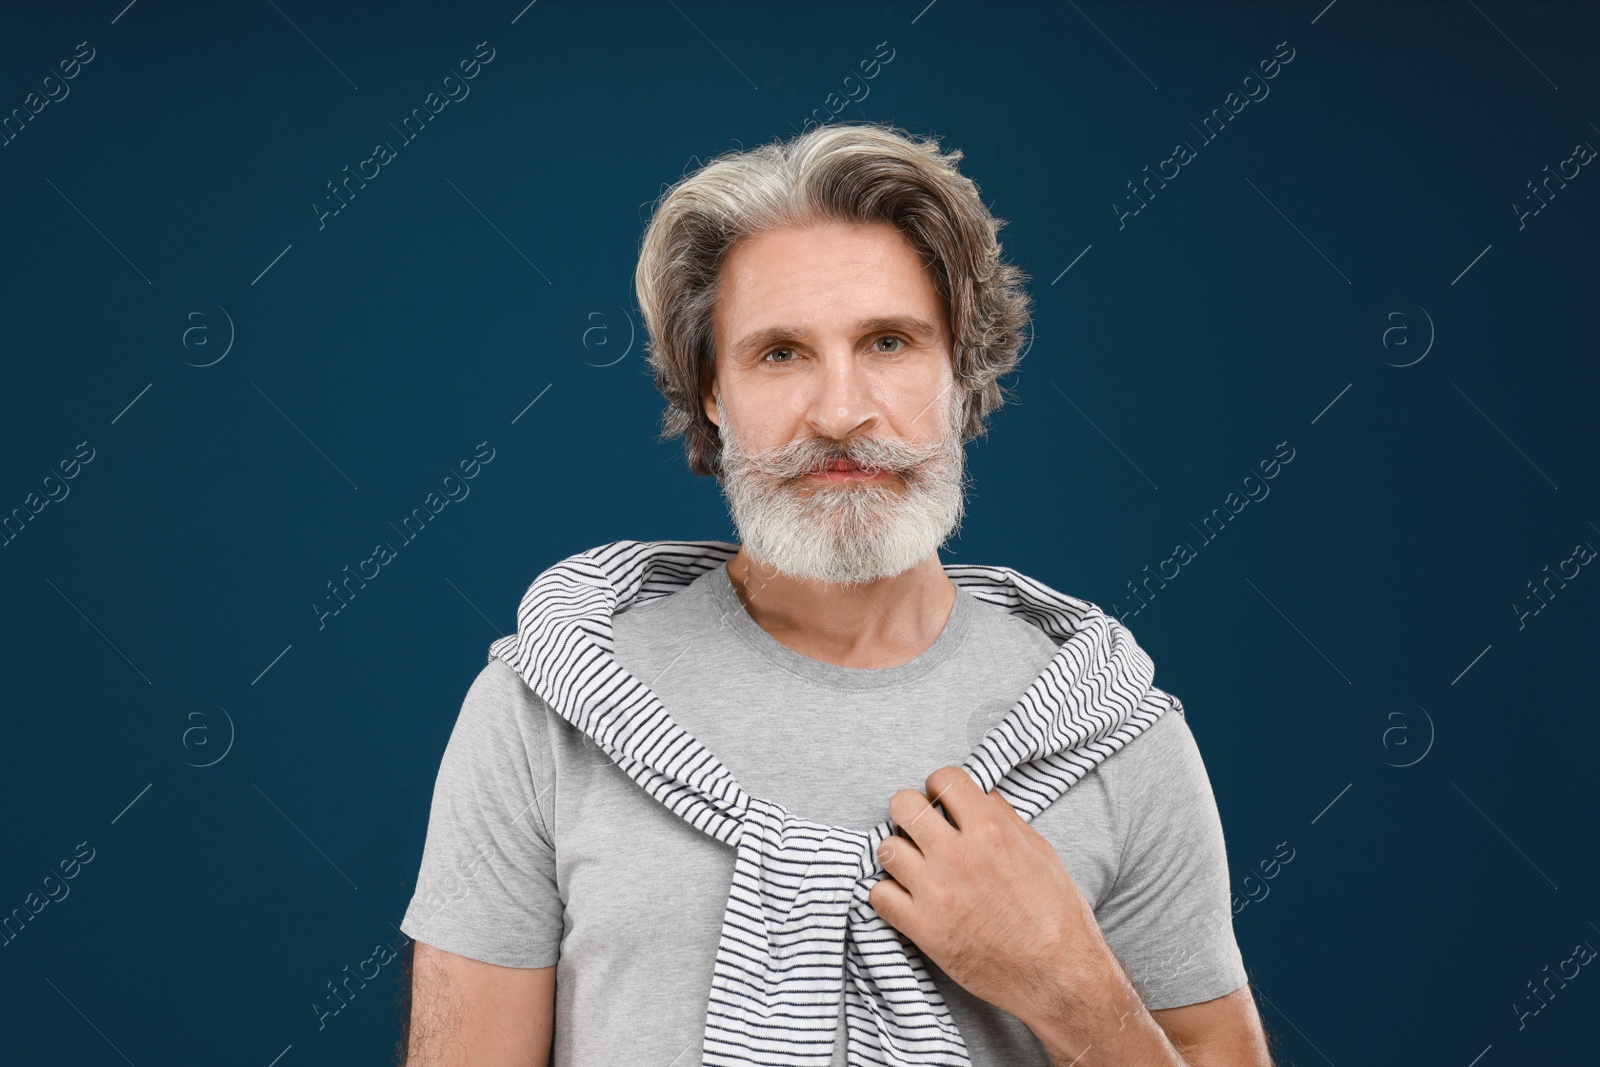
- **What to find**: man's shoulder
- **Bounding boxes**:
[1095,703,1218,821]
[496,538,735,632]
[471,653,535,700]
[1109,702,1193,760]
[954,571,1202,784]
[611,564,728,647]
[957,584,1063,665]
[456,654,554,743]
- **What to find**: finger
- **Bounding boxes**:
[888,788,953,852]
[867,875,917,935]
[923,765,990,831]
[876,830,926,894]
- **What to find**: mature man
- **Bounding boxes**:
[398,122,1275,1066]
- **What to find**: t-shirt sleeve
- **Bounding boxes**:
[1092,706,1250,1010]
[399,657,564,968]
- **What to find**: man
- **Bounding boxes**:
[398,122,1276,1066]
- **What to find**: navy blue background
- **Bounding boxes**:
[2,1,1596,1063]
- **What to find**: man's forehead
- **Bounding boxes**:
[716,224,940,300]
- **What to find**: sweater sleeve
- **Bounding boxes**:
[1091,706,1250,1010]
[399,657,564,968]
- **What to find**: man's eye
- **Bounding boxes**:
[762,347,796,363]
[875,336,905,352]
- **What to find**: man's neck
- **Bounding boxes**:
[724,547,958,670]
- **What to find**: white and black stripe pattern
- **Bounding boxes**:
[488,539,1181,1066]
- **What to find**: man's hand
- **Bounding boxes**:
[867,765,1116,1026]
[868,766,1275,1066]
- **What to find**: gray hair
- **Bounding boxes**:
[634,121,1033,478]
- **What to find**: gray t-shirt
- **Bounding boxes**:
[400,560,1248,1065]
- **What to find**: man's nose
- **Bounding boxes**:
[805,350,878,441]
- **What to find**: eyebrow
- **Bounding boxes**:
[730,316,942,358]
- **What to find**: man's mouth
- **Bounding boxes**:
[805,459,884,481]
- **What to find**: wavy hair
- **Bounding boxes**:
[634,121,1033,478]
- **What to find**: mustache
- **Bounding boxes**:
[731,432,951,481]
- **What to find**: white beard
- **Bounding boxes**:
[713,390,969,586]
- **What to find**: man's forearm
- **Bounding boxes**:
[1015,949,1187,1067]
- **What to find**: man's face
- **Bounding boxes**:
[703,220,968,586]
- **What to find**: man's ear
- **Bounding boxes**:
[700,376,721,427]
